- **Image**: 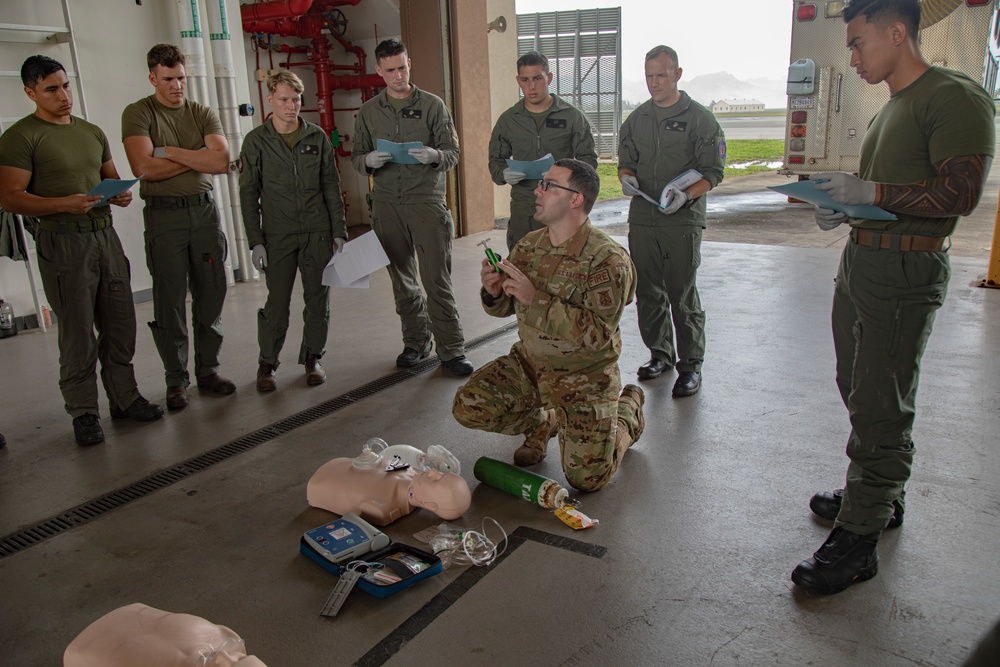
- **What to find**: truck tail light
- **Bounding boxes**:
[797,4,817,20]
[967,0,991,6]
[789,155,806,164]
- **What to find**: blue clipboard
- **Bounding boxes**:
[768,180,897,221]
[87,176,141,206]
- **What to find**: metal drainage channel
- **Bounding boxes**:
[0,322,517,560]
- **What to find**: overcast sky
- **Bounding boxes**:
[514,0,795,83]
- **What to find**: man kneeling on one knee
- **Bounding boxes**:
[452,159,645,492]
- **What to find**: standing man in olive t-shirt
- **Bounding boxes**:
[0,55,163,446]
[790,0,995,596]
[122,44,233,410]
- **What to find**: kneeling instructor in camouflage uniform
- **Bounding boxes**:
[453,159,644,491]
[240,71,347,391]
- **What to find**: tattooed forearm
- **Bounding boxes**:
[874,154,992,218]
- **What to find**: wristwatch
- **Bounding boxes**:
[481,288,501,307]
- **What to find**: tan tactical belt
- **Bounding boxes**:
[850,228,945,252]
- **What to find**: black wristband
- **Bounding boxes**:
[481,289,500,307]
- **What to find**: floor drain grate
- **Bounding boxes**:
[0,323,517,560]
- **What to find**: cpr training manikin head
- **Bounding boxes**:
[408,468,472,520]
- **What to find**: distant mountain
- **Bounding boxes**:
[623,71,787,110]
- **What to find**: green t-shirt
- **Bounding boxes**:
[858,67,996,235]
[0,114,112,222]
[529,109,547,131]
[278,121,302,151]
[386,93,413,111]
[121,95,224,198]
[653,100,680,124]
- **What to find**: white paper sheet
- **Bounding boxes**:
[321,230,390,288]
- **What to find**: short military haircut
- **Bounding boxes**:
[20,55,65,87]
[147,44,185,71]
[554,158,600,214]
[517,51,549,74]
[843,0,920,37]
[645,45,679,68]
[375,38,407,63]
[267,70,304,95]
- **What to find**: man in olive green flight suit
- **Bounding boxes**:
[240,71,347,391]
[489,50,598,251]
[352,38,472,377]
[122,44,233,410]
[0,55,162,446]
[618,45,726,398]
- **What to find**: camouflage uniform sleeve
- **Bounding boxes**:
[523,250,635,350]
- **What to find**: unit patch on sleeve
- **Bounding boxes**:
[588,268,611,289]
[596,287,614,309]
[402,109,423,119]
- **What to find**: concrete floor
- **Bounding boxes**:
[2,180,1000,666]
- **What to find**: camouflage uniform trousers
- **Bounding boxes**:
[453,346,643,492]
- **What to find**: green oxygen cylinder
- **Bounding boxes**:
[473,456,568,509]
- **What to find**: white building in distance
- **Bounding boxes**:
[711,98,765,113]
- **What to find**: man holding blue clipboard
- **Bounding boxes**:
[489,51,598,252]
[791,0,995,596]
[0,56,162,446]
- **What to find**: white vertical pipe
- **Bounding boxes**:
[175,0,212,105]
[203,0,254,282]
[176,0,236,285]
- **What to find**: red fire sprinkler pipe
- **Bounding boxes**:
[242,0,314,23]
[240,0,379,150]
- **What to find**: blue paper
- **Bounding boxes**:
[768,180,897,221]
[86,176,141,206]
[505,153,555,181]
[376,139,422,165]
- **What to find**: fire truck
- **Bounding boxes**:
[781,0,999,176]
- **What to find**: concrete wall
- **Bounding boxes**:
[487,0,519,223]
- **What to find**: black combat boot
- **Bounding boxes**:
[791,527,880,595]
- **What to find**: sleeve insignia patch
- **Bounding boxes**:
[588,268,611,289]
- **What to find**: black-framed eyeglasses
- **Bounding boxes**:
[539,179,579,195]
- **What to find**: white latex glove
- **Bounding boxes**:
[620,174,641,197]
[815,207,848,231]
[503,168,527,185]
[365,151,392,170]
[658,187,689,215]
[332,237,346,255]
[812,172,876,206]
[251,244,267,272]
[407,146,439,165]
